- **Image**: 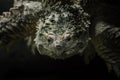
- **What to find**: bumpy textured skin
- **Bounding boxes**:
[34,0,90,59]
[92,22,120,76]
[0,0,120,77]
[0,0,42,45]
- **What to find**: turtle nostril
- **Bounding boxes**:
[55,44,62,49]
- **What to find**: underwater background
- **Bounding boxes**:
[0,0,120,80]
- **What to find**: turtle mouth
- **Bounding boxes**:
[49,47,78,59]
[52,42,87,59]
[36,41,87,59]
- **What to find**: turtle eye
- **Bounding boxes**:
[65,37,71,41]
[47,32,55,43]
[64,33,72,41]
[48,37,53,43]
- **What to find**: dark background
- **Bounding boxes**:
[0,0,119,80]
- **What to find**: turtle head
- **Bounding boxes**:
[34,1,90,59]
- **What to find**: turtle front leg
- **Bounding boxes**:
[93,21,120,77]
[0,0,42,46]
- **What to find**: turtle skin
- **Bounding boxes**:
[0,0,120,77]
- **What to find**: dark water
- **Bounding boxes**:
[0,0,119,80]
[0,0,13,15]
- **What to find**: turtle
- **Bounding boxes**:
[0,0,120,77]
